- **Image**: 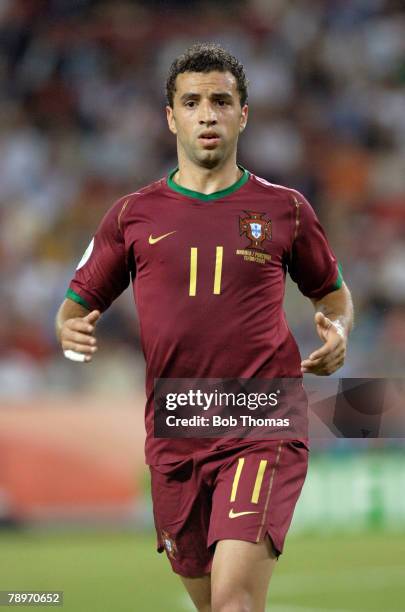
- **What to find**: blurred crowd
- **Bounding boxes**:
[1,0,405,398]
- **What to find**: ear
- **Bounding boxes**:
[166,105,177,135]
[239,104,248,133]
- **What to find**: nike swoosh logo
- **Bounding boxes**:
[148,231,176,245]
[229,508,260,519]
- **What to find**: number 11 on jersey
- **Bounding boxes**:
[189,246,223,296]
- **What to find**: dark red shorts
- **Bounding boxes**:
[150,440,308,577]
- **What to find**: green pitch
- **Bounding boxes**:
[0,530,403,611]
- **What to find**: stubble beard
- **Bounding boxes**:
[197,153,222,169]
[191,141,228,170]
[178,135,233,170]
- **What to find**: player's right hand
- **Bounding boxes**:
[60,310,100,362]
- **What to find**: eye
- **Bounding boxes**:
[216,99,226,106]
[185,100,196,108]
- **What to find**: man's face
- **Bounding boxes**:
[166,71,248,169]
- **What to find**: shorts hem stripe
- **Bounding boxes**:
[255,441,283,542]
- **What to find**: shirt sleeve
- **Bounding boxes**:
[288,192,342,300]
[66,198,134,312]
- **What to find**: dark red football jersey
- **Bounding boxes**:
[67,168,342,464]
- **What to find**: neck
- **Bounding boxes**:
[174,152,242,195]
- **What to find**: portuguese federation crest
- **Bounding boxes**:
[239,212,272,250]
[161,530,178,559]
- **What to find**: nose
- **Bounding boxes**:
[198,100,217,125]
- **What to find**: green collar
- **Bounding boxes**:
[167,166,250,201]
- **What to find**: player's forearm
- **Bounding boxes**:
[55,298,90,343]
[56,299,100,362]
[311,282,354,338]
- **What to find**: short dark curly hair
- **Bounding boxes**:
[166,42,248,108]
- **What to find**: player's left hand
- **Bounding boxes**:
[301,312,347,376]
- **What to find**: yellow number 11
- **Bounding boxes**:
[189,246,223,296]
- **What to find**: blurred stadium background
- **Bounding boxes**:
[0,0,404,610]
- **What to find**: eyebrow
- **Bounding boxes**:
[180,92,234,102]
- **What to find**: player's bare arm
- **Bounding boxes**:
[301,282,353,376]
[55,299,100,362]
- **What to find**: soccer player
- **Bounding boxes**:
[56,43,353,612]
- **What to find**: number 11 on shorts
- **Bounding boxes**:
[230,458,268,504]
